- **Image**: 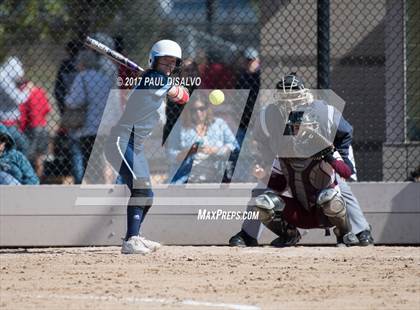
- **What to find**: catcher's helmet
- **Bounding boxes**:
[275,73,313,107]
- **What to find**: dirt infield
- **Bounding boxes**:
[0,246,419,310]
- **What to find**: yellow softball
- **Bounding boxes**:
[209,89,225,106]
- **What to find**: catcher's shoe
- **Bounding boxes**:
[335,230,359,247]
[270,228,302,247]
[121,236,151,254]
[229,230,258,247]
[356,229,374,246]
[139,236,162,251]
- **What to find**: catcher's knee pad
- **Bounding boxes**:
[254,191,285,223]
[316,188,351,236]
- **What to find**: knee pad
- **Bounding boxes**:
[254,191,285,223]
[317,188,351,236]
[317,188,346,217]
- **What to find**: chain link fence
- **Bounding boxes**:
[0,0,418,184]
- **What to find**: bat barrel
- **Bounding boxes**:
[84,36,144,72]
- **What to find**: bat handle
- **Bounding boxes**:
[125,59,142,72]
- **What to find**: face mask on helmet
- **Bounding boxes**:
[275,74,313,108]
[291,111,330,158]
[287,110,319,136]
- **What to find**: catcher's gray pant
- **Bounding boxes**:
[242,177,370,239]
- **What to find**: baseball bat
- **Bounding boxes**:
[84,36,144,72]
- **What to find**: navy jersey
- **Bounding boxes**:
[111,70,171,149]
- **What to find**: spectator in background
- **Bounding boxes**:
[168,96,238,183]
[196,48,208,81]
[92,33,122,136]
[114,35,137,123]
[19,80,51,179]
[0,124,39,185]
[0,57,30,155]
[223,47,261,183]
[199,50,236,89]
[54,40,82,115]
[94,33,125,184]
[94,33,119,84]
[235,47,261,141]
[50,40,83,183]
[114,35,139,92]
[236,47,260,92]
[65,50,113,184]
[181,58,201,93]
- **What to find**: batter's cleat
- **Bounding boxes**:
[121,236,152,254]
[229,230,258,247]
[139,236,162,251]
[356,229,374,246]
[270,228,302,247]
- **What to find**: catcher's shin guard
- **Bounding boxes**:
[254,191,285,223]
[317,188,358,245]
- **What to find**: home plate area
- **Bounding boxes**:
[0,246,418,310]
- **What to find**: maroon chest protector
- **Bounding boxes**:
[280,158,336,211]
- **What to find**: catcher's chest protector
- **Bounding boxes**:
[280,158,336,211]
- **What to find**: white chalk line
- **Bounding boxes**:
[28,293,260,310]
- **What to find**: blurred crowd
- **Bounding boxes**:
[0,33,261,185]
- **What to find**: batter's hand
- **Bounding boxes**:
[168,85,189,105]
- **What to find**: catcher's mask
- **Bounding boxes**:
[291,112,331,158]
[275,73,314,109]
[287,110,319,136]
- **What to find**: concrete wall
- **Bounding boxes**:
[0,183,419,247]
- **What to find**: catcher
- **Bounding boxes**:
[230,74,371,246]
[252,130,359,246]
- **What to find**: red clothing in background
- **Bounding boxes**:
[118,64,139,90]
[118,64,140,110]
[199,63,236,89]
[19,87,51,131]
